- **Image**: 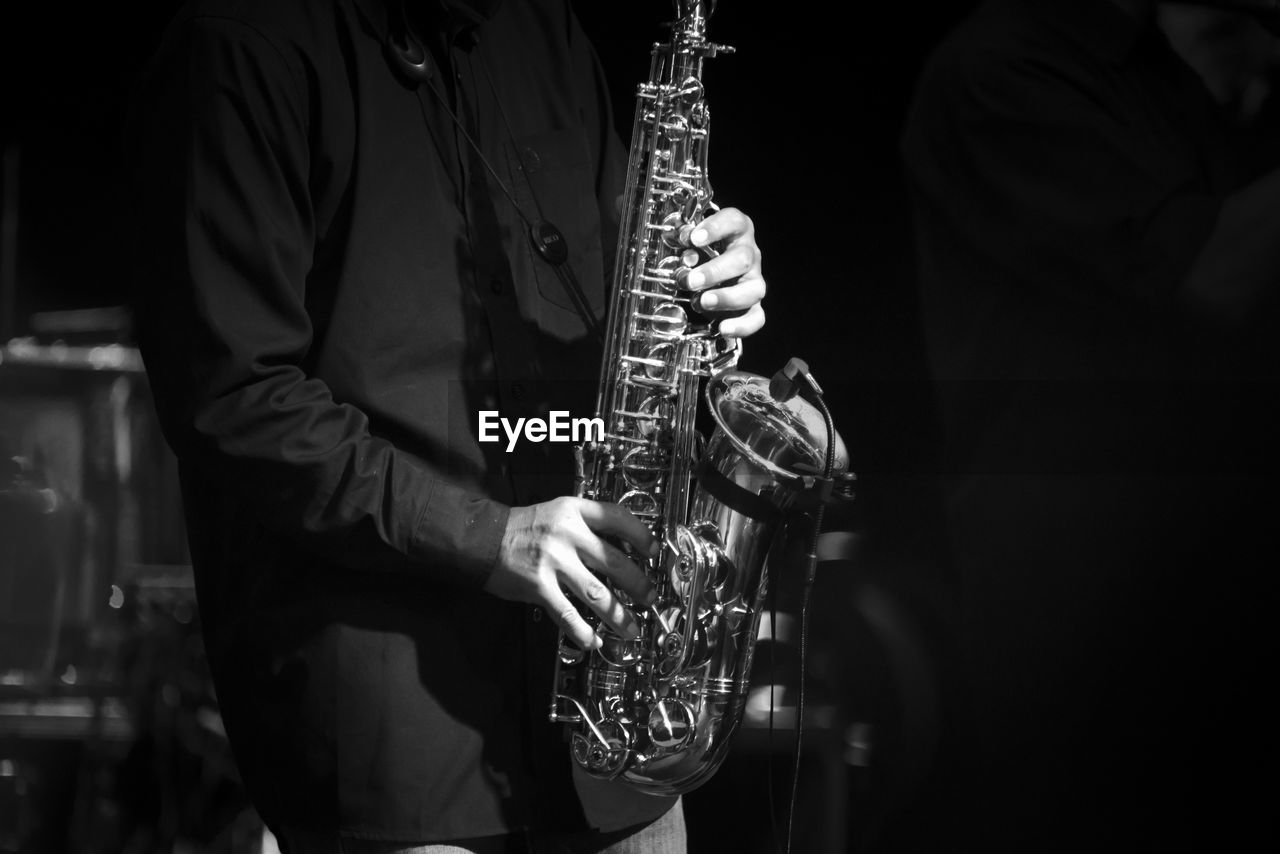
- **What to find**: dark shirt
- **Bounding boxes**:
[129,0,674,841]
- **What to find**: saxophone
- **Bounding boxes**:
[550,0,851,795]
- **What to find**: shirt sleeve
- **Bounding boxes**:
[128,15,508,587]
[901,45,1222,310]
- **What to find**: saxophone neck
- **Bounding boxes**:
[668,1,734,56]
[673,0,715,28]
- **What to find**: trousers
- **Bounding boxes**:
[272,800,685,854]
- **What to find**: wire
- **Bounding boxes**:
[409,45,603,344]
[784,381,837,854]
[766,557,783,854]
[473,54,604,345]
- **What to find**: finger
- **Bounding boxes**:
[696,275,766,314]
[685,244,758,290]
[577,499,660,558]
[686,207,752,248]
[561,560,642,639]
[718,302,766,338]
[541,583,602,650]
[575,534,657,606]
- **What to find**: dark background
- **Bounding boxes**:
[15,1,1280,852]
[0,0,1156,851]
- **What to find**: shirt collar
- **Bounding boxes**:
[354,0,502,48]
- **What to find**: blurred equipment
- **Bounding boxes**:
[0,322,222,853]
[685,529,938,854]
[1,142,18,345]
[0,329,187,690]
[0,446,73,687]
[101,565,260,854]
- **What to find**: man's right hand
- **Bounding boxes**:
[486,497,659,650]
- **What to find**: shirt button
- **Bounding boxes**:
[490,277,504,295]
[511,382,525,400]
[523,147,541,173]
[532,607,542,623]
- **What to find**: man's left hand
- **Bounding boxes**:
[683,207,766,338]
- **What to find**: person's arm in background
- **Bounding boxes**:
[1181,164,1280,325]
[904,47,1223,313]
[905,28,1280,331]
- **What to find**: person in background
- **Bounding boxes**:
[902,0,1280,847]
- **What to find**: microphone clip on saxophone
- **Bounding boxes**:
[769,357,825,402]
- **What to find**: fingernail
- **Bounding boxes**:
[645,588,658,606]
[590,634,604,650]
[687,270,705,289]
[700,291,718,309]
[691,228,709,246]
[649,540,661,558]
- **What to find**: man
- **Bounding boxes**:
[127,1,767,851]
[903,0,1280,847]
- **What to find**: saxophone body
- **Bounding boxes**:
[550,0,850,795]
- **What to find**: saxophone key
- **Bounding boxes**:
[648,698,697,750]
[618,490,660,520]
[571,720,631,779]
[620,446,667,490]
[558,637,586,666]
[587,664,629,695]
[597,633,644,668]
[637,304,687,336]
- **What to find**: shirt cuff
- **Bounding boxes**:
[410,479,510,588]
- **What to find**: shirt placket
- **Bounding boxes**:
[446,42,545,500]
[445,40,575,815]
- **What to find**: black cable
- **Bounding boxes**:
[402,41,603,344]
[785,515,820,854]
[473,55,604,345]
[766,558,783,854]
[784,384,837,854]
[416,74,531,230]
